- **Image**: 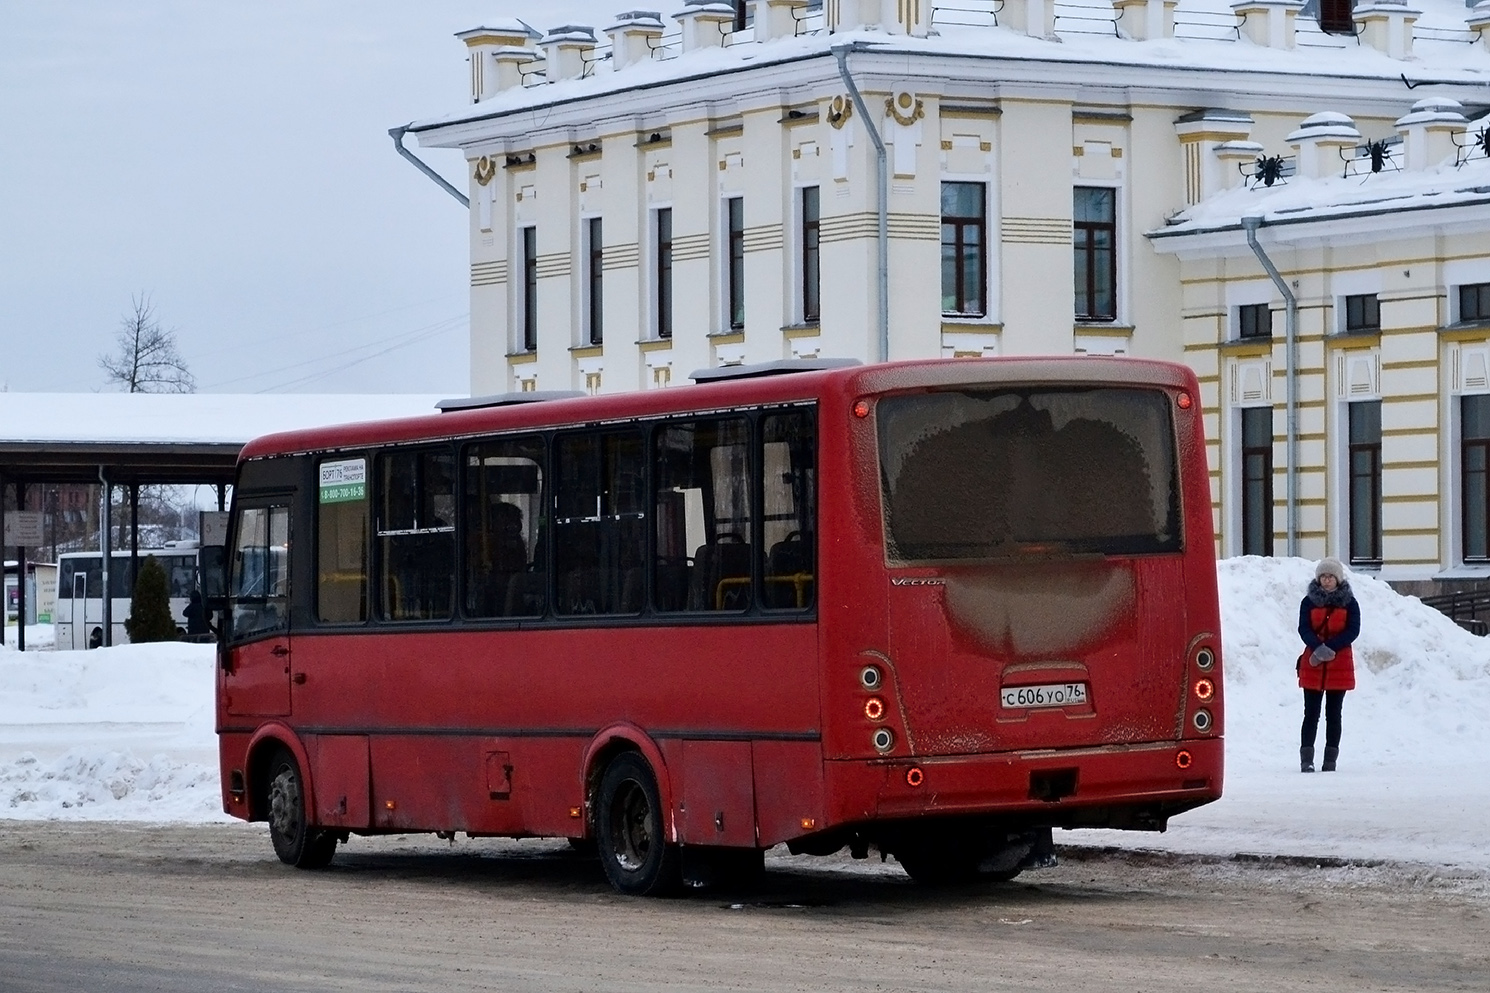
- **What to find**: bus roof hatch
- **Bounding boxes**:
[436,391,586,413]
[688,358,861,383]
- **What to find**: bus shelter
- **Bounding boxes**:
[0,393,445,651]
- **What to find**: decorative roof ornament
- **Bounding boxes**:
[885,91,924,128]
[1249,154,1289,188]
[827,94,854,129]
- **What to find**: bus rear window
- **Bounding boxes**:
[877,386,1180,561]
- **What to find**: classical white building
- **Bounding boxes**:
[403,0,1490,586]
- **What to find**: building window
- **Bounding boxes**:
[941,182,986,316]
[1348,400,1382,564]
[585,217,603,346]
[521,227,538,352]
[1241,407,1274,556]
[655,208,673,339]
[1318,0,1354,34]
[1460,283,1490,324]
[1239,303,1272,340]
[1344,293,1379,334]
[727,196,745,330]
[1074,187,1116,322]
[1463,395,1490,561]
[801,186,820,324]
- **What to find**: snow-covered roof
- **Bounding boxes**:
[1154,159,1490,243]
[0,393,446,447]
[407,1,1490,139]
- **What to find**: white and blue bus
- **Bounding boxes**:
[53,547,202,650]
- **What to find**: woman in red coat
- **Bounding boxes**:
[1296,557,1361,773]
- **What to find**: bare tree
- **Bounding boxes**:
[99,293,196,393]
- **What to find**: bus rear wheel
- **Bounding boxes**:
[596,753,680,896]
[265,748,338,869]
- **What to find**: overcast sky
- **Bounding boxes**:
[0,2,618,396]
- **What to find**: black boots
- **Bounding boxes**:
[1322,746,1338,772]
[1300,746,1315,773]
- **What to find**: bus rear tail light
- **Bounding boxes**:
[1195,647,1215,670]
[906,767,924,787]
[1194,678,1214,702]
[853,399,871,418]
[860,665,882,690]
[872,728,895,753]
[864,697,885,720]
[1192,709,1213,733]
[1177,391,1193,410]
[1175,750,1193,769]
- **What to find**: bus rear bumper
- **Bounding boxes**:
[826,737,1223,831]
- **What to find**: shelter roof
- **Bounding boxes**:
[0,393,445,486]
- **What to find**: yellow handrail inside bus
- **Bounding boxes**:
[716,573,814,610]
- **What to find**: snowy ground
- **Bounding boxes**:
[3,557,1488,874]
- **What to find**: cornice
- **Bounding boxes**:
[1151,198,1490,260]
[413,46,1490,151]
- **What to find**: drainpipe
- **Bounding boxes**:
[99,466,112,648]
[1242,215,1298,557]
[832,43,889,363]
[389,126,470,208]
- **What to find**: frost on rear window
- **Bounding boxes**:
[877,387,1180,561]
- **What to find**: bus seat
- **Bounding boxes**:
[503,572,546,617]
[562,567,606,614]
[688,536,752,611]
[765,532,813,608]
[619,566,645,613]
[653,558,691,612]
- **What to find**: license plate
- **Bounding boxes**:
[1001,682,1088,709]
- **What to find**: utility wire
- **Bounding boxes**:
[203,312,467,390]
[200,292,467,363]
[256,316,465,392]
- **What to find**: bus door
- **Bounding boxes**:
[223,503,293,717]
[71,572,88,650]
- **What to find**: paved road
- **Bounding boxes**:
[0,822,1485,992]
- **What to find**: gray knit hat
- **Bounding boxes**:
[1315,556,1346,580]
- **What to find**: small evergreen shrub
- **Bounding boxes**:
[124,556,179,643]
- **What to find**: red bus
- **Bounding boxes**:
[213,357,1223,894]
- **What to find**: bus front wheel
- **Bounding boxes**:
[596,753,680,896]
[265,748,338,870]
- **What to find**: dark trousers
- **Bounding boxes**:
[1301,689,1346,750]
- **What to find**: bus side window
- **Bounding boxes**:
[762,409,816,610]
[461,436,546,619]
[554,429,645,616]
[376,449,456,621]
[653,417,752,613]
[229,505,290,641]
[317,457,369,623]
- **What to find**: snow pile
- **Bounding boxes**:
[1,557,1487,871]
[1219,556,1490,770]
[0,641,230,822]
[1081,557,1490,868]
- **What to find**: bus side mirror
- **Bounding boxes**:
[199,545,227,610]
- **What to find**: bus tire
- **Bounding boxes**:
[266,748,338,870]
[595,752,680,896]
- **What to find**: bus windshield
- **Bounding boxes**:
[877,386,1181,561]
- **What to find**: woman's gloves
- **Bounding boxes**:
[1310,644,1336,666]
